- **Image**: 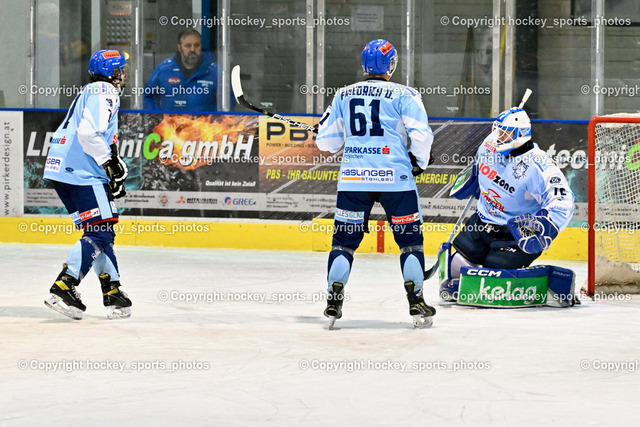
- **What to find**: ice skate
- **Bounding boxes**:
[44,265,86,320]
[405,281,436,328]
[100,274,132,319]
[324,282,344,330]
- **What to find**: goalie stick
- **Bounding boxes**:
[424,196,475,280]
[518,88,532,109]
[231,65,317,133]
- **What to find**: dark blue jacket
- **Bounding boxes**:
[143,51,218,111]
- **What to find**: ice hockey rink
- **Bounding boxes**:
[2,243,639,426]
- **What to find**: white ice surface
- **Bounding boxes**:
[1,243,639,426]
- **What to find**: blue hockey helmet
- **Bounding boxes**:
[88,50,126,86]
[491,107,531,154]
[361,39,398,77]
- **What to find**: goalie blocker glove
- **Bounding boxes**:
[103,143,128,199]
[449,165,480,200]
[507,209,559,254]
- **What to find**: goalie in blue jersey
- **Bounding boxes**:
[439,105,577,307]
[43,50,132,320]
[316,39,436,328]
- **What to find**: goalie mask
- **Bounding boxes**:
[492,108,532,154]
[361,39,398,77]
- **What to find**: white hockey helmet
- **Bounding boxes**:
[491,107,532,153]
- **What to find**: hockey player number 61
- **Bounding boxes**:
[349,98,384,137]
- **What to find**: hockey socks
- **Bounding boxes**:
[400,246,425,289]
[327,247,354,287]
[65,224,119,280]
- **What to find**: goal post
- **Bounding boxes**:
[587,114,640,296]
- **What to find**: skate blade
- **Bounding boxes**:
[412,315,433,329]
[44,295,83,320]
[327,316,338,330]
[106,306,131,320]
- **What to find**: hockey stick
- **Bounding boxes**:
[424,196,475,280]
[518,88,532,109]
[231,65,317,133]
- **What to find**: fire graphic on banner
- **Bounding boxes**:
[148,114,257,170]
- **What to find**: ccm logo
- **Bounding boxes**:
[466,269,502,277]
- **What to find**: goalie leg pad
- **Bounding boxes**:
[437,243,456,300]
[457,265,576,308]
[546,266,577,307]
[438,245,477,301]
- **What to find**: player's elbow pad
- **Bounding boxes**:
[450,166,479,200]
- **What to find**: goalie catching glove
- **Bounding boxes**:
[507,209,559,254]
[103,143,128,199]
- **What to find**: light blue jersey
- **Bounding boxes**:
[316,78,433,192]
[475,137,575,230]
[44,81,120,186]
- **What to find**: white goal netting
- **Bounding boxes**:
[590,113,640,294]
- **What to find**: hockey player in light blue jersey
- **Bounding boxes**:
[44,49,132,320]
[316,39,436,328]
[440,105,577,306]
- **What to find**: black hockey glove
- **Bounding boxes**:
[409,152,426,176]
[103,143,128,199]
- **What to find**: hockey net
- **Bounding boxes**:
[587,114,640,295]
